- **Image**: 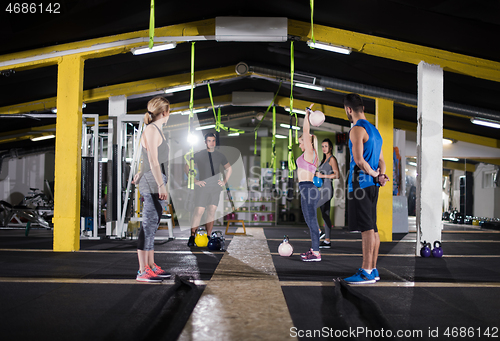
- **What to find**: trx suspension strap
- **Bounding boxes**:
[186,42,196,190]
[206,82,237,211]
[310,0,315,44]
[288,41,297,179]
[271,105,277,186]
[253,82,282,155]
[207,82,243,136]
[149,0,155,49]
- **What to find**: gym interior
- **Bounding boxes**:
[1,2,500,340]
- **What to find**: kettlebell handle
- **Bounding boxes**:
[421,240,431,248]
[434,241,441,248]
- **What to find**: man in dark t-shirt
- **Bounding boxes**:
[185,133,232,247]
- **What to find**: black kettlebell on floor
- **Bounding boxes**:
[420,241,431,258]
[432,241,443,258]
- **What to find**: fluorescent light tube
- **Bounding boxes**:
[280,124,300,130]
[442,138,454,145]
[181,108,209,115]
[164,84,194,94]
[275,134,288,139]
[196,124,216,131]
[307,41,351,55]
[132,43,177,55]
[443,158,459,162]
[31,134,55,141]
[295,82,324,91]
[284,107,307,115]
[228,132,240,136]
[471,118,500,129]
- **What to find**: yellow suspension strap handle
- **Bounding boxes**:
[149,0,155,49]
[253,82,282,155]
[271,105,277,186]
[288,41,297,178]
[207,82,244,136]
[310,0,315,44]
[186,42,196,190]
[207,82,220,132]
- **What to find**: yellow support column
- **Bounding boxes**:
[375,98,394,242]
[53,55,85,252]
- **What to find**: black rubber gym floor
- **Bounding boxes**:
[0,224,499,341]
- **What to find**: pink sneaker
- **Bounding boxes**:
[300,249,313,259]
[136,267,163,283]
[150,264,171,278]
[302,252,321,262]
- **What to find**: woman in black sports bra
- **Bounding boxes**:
[132,96,172,283]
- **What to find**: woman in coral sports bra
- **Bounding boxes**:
[297,106,322,262]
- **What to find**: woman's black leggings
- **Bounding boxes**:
[319,199,332,239]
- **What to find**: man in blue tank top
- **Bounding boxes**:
[344,93,389,284]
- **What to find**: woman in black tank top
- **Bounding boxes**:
[132,96,172,283]
[315,139,340,248]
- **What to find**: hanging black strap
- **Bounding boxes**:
[208,151,216,176]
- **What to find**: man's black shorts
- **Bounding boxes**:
[194,184,222,208]
[347,184,379,232]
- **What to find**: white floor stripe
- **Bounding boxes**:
[1,277,498,288]
[179,228,296,341]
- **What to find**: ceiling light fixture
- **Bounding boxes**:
[131,42,177,55]
[471,117,500,129]
[443,157,459,162]
[294,82,324,91]
[280,123,300,130]
[275,134,288,139]
[228,132,240,136]
[181,108,209,115]
[195,124,216,131]
[284,107,307,115]
[31,134,55,141]
[442,138,454,145]
[307,41,352,55]
[164,84,194,94]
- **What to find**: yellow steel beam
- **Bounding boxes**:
[288,20,500,83]
[0,124,56,144]
[443,160,476,173]
[469,158,500,167]
[53,55,85,252]
[376,98,394,242]
[0,19,215,72]
[0,66,239,115]
[2,17,498,84]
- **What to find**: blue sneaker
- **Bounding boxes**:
[344,268,376,284]
[372,268,380,281]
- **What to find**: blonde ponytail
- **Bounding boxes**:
[144,96,170,125]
